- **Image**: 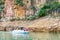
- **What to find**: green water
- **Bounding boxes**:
[0,32,60,40]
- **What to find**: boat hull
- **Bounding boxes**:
[11,30,29,35]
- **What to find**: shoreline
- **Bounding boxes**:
[0,26,60,32]
[0,17,60,32]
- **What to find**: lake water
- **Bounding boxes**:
[0,31,60,40]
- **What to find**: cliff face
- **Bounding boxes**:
[4,0,14,19]
[3,0,60,19]
[19,0,60,18]
[21,0,46,18]
[11,0,47,18]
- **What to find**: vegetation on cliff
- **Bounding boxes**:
[15,0,24,6]
[0,0,60,20]
[27,1,60,20]
[0,0,4,19]
[38,2,60,17]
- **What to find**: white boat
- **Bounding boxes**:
[11,30,29,35]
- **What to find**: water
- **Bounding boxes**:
[0,31,60,40]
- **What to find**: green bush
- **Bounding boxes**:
[15,0,24,6]
[16,17,21,20]
[37,9,47,17]
[37,2,60,17]
[10,19,15,21]
[0,0,4,12]
[27,16,36,20]
[0,0,4,19]
[0,16,2,19]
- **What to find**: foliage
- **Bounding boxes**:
[38,8,47,17]
[46,0,57,3]
[0,0,4,13]
[10,19,15,21]
[15,0,24,6]
[27,1,60,20]
[0,16,2,19]
[37,2,60,17]
[0,0,4,19]
[17,17,21,20]
[27,16,36,20]
[43,2,60,11]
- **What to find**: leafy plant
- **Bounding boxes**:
[37,1,60,17]
[38,9,47,17]
[0,0,4,13]
[0,0,4,19]
[27,16,36,20]
[15,0,24,6]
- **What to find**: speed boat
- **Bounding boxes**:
[11,30,29,35]
[11,27,29,36]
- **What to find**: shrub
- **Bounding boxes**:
[37,2,60,17]
[16,17,21,20]
[0,16,2,19]
[0,0,4,12]
[37,9,47,17]
[10,18,16,21]
[0,0,4,19]
[15,0,24,6]
[27,16,36,20]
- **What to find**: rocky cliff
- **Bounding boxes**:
[1,0,60,19]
